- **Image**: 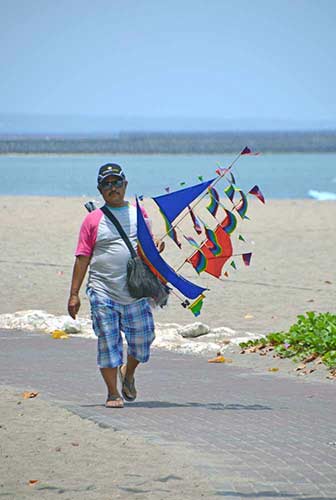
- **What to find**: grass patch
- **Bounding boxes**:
[239,312,336,373]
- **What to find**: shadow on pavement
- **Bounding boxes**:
[80,401,272,411]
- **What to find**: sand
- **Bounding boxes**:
[0,386,211,499]
[0,196,335,335]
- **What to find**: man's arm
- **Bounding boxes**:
[68,255,91,319]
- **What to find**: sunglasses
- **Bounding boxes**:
[100,179,124,190]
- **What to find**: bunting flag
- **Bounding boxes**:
[224,184,235,202]
[190,250,207,274]
[223,271,229,278]
[188,205,202,235]
[184,235,201,249]
[236,190,248,219]
[229,172,236,185]
[180,181,186,186]
[221,209,237,234]
[216,166,230,176]
[188,294,206,317]
[204,226,222,256]
[198,175,204,181]
[238,234,246,241]
[230,260,237,270]
[160,209,182,248]
[165,187,170,193]
[248,185,265,204]
[242,252,252,266]
[187,224,233,278]
[241,146,260,156]
[206,187,220,218]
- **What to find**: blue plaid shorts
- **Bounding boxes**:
[87,288,155,368]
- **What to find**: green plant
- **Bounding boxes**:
[239,312,336,371]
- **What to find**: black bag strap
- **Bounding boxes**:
[100,205,137,258]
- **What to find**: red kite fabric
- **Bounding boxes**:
[188,224,233,278]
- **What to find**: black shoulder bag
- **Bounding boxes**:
[100,206,169,307]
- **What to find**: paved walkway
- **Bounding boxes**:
[1,329,336,500]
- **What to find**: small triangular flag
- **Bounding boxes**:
[242,253,252,266]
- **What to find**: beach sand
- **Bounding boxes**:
[0,386,211,499]
[0,196,335,335]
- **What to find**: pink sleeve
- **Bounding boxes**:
[75,210,102,256]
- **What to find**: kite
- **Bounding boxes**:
[134,146,265,316]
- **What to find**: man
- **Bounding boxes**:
[68,163,162,408]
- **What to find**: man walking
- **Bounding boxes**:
[68,163,158,408]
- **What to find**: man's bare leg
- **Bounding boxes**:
[125,354,139,379]
[120,355,139,401]
[100,367,124,407]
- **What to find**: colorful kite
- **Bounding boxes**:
[133,147,265,316]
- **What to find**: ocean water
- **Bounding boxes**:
[1,152,336,199]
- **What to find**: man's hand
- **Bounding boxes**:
[68,294,81,319]
[155,238,165,253]
[67,255,90,319]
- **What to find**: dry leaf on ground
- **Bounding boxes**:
[208,352,232,363]
[208,355,225,363]
[23,391,39,399]
[28,480,39,486]
[303,353,318,363]
[51,330,69,339]
[302,369,316,375]
[295,363,306,371]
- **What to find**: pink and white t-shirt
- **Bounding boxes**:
[75,202,149,304]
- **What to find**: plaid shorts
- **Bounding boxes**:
[87,288,155,368]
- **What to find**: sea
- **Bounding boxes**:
[0,152,336,199]
[0,151,335,354]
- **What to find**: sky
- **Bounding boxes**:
[1,0,336,131]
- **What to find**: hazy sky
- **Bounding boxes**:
[1,0,336,128]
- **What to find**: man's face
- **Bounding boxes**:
[99,175,127,206]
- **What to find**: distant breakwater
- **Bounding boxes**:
[1,131,336,154]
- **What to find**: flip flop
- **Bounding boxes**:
[118,365,137,402]
[105,395,124,408]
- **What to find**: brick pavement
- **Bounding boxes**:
[1,329,336,499]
